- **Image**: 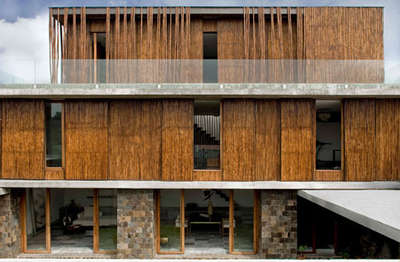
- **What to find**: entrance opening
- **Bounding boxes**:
[50,189,94,253]
[203,32,218,83]
[184,190,230,254]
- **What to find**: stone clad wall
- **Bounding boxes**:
[260,190,297,258]
[117,190,155,259]
[0,191,21,258]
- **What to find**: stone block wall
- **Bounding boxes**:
[260,190,297,258]
[0,191,22,258]
[117,190,155,259]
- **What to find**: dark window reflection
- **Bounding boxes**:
[194,100,220,169]
[316,100,341,170]
[45,102,62,167]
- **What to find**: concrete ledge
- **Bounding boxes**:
[1,83,400,98]
[298,190,400,243]
[0,188,9,196]
[0,180,399,190]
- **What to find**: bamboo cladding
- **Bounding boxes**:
[50,7,383,83]
[1,99,400,182]
[1,101,45,179]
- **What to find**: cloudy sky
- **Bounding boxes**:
[0,0,399,83]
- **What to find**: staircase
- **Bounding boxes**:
[194,115,220,144]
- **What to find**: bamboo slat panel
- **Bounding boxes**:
[192,170,222,181]
[375,99,400,181]
[109,100,162,180]
[303,7,383,83]
[313,170,343,181]
[222,100,255,181]
[161,100,193,181]
[344,99,376,181]
[281,100,314,181]
[255,100,280,181]
[65,102,108,180]
[217,18,244,83]
[2,101,45,179]
[45,168,64,180]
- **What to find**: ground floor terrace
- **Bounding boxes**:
[0,188,399,259]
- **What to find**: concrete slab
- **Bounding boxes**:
[0,188,9,196]
[1,83,400,98]
[0,180,399,190]
[298,190,400,243]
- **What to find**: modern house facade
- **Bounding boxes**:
[0,5,399,259]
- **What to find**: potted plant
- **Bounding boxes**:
[297,245,309,259]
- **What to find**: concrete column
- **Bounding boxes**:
[117,189,155,259]
[261,190,297,258]
[0,190,22,258]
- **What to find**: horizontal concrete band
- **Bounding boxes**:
[0,180,399,189]
[0,188,9,196]
[1,83,400,98]
[298,190,400,243]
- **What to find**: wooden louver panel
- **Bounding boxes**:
[222,100,255,181]
[161,100,193,181]
[65,101,108,180]
[2,101,45,179]
[375,99,400,181]
[344,99,376,181]
[109,100,162,180]
[281,100,314,181]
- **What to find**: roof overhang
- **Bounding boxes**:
[298,190,400,243]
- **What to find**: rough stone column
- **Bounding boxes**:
[117,190,155,259]
[0,190,22,258]
[261,190,297,258]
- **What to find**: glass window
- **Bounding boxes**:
[316,100,341,170]
[25,188,47,251]
[159,190,183,252]
[233,190,254,252]
[50,189,94,253]
[45,102,62,167]
[98,189,117,251]
[194,100,220,170]
[203,32,218,83]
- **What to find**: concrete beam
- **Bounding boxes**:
[1,83,400,98]
[298,190,400,243]
[0,180,399,190]
[0,188,10,196]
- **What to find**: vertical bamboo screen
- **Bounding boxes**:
[222,100,256,181]
[161,100,193,181]
[344,99,376,181]
[109,100,162,180]
[1,101,45,179]
[375,99,400,181]
[255,100,280,181]
[303,7,384,83]
[65,101,108,180]
[280,99,314,181]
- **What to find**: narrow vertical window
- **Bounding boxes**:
[45,102,62,167]
[316,100,341,170]
[194,100,220,170]
[203,32,218,83]
[92,32,106,83]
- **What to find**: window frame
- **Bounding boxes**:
[193,100,222,173]
[314,100,344,180]
[44,101,65,173]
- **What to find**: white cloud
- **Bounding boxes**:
[0,11,49,83]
